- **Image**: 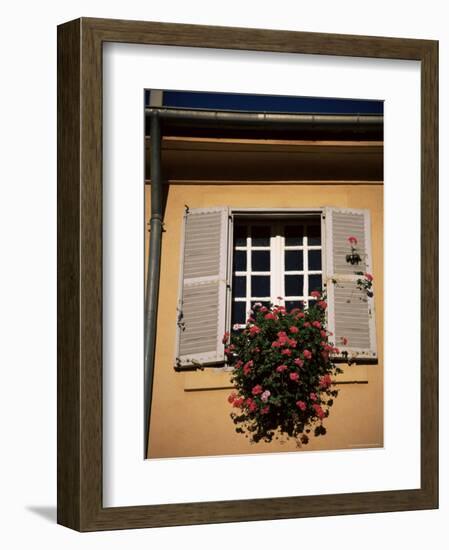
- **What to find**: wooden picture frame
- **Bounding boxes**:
[57,17,438,531]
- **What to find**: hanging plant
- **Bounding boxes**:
[345,235,362,265]
[224,293,343,446]
[355,271,374,298]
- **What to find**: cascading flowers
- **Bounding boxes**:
[224,292,343,446]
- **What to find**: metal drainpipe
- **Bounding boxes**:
[144,111,163,454]
[145,107,383,129]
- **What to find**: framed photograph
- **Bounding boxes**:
[57,17,438,531]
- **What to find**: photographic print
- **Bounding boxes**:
[144,90,383,459]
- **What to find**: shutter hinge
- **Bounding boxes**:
[184,204,190,214]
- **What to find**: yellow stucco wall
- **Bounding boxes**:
[146,182,383,458]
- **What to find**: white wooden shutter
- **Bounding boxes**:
[324,207,377,361]
[175,207,230,367]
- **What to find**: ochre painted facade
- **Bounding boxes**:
[145,180,383,459]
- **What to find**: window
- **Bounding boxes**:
[175,207,377,368]
[231,217,323,328]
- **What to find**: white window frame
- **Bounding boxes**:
[228,208,325,330]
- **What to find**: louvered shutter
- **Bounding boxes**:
[175,207,230,367]
[324,207,377,361]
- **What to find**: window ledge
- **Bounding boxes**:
[183,367,233,391]
[182,363,372,391]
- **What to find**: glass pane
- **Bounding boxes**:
[251,225,270,246]
[234,224,247,247]
[285,250,303,271]
[285,275,303,296]
[308,250,322,270]
[233,250,247,271]
[251,276,270,297]
[232,301,246,325]
[233,276,246,298]
[285,300,303,312]
[309,274,322,293]
[285,225,304,246]
[308,222,321,246]
[252,250,270,271]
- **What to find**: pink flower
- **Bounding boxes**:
[234,360,243,369]
[312,320,321,329]
[288,338,297,348]
[313,404,325,419]
[348,236,358,246]
[260,306,268,313]
[277,332,290,346]
[320,330,327,338]
[247,399,258,412]
[289,372,299,382]
[247,316,255,323]
[303,349,312,360]
[264,313,277,320]
[289,326,299,334]
[294,358,304,368]
[228,392,237,403]
[281,348,292,356]
[319,374,332,389]
[296,400,306,411]
[341,336,348,346]
[233,397,244,408]
[260,405,270,415]
[276,364,288,373]
[261,390,271,402]
[365,272,374,281]
[295,312,305,319]
[303,322,311,328]
[310,290,321,298]
[317,300,327,310]
[243,360,253,376]
[310,392,317,401]
[249,325,261,336]
[252,384,263,396]
[271,341,281,348]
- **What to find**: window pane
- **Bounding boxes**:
[285,225,304,246]
[308,222,321,246]
[251,276,270,297]
[232,301,246,325]
[252,250,270,271]
[251,225,270,246]
[309,274,322,293]
[233,276,246,298]
[233,250,246,271]
[285,275,303,296]
[285,250,303,271]
[308,250,322,270]
[234,224,247,247]
[285,300,303,312]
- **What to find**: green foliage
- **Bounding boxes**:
[224,294,342,446]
